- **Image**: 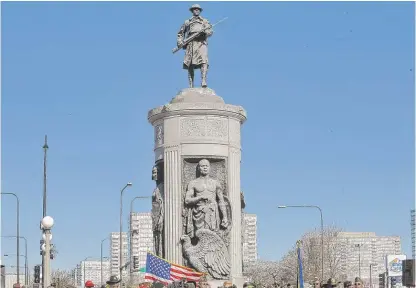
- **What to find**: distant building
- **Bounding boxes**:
[1,265,5,288]
[411,209,415,259]
[110,232,128,278]
[336,232,401,285]
[130,212,154,283]
[4,273,24,288]
[76,259,110,287]
[242,213,258,270]
[70,266,77,286]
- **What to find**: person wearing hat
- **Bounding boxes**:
[176,4,213,88]
[106,275,121,288]
[327,278,337,288]
[85,280,95,288]
[354,277,363,288]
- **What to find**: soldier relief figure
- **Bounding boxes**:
[176,4,213,88]
[151,165,164,257]
[181,159,231,280]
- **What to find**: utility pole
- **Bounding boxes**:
[43,135,48,218]
[41,135,49,288]
[355,244,362,278]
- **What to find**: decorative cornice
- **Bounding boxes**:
[148,102,247,125]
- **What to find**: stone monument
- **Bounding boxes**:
[148,4,246,287]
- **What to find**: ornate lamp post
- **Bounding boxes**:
[41,216,54,288]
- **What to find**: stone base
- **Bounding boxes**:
[231,276,245,288]
[207,276,245,288]
[170,88,225,104]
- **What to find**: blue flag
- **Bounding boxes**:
[297,246,304,288]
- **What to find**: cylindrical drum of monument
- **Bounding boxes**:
[148,88,247,286]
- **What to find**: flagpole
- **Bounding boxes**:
[297,240,304,288]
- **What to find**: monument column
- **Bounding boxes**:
[229,146,243,280]
[163,145,182,264]
[149,88,246,285]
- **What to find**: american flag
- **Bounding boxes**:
[144,253,204,285]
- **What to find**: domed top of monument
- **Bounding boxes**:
[170,88,225,104]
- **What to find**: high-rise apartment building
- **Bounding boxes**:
[336,232,401,285]
[76,259,110,288]
[411,209,415,259]
[110,232,128,279]
[130,212,154,283]
[242,213,258,270]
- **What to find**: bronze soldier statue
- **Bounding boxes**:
[177,4,213,88]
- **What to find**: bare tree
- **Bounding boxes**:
[51,269,76,288]
[277,226,344,284]
[244,261,281,287]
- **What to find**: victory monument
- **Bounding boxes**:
[149,4,247,287]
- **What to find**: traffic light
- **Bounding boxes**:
[34,265,40,284]
[50,244,55,259]
[390,276,401,287]
[40,240,45,256]
[133,256,139,270]
[378,273,385,288]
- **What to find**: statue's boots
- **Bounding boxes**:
[188,68,194,88]
[201,64,208,88]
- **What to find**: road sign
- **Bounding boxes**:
[402,259,415,287]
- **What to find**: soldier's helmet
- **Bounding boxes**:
[189,4,203,12]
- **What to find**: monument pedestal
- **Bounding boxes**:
[148,88,247,285]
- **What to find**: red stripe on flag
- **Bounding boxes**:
[144,274,171,285]
[170,264,204,282]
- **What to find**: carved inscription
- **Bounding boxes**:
[180,118,206,138]
[180,117,228,140]
[206,118,228,139]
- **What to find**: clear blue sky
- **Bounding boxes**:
[1,1,414,272]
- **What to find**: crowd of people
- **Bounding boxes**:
[84,275,256,288]
[85,275,364,288]
[313,277,364,288]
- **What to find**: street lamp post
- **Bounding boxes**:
[355,244,362,278]
[129,196,151,282]
[41,216,54,288]
[101,238,109,286]
[4,254,28,285]
[278,205,324,282]
[1,236,28,285]
[83,256,93,286]
[119,182,133,282]
[1,193,20,285]
[369,263,376,288]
